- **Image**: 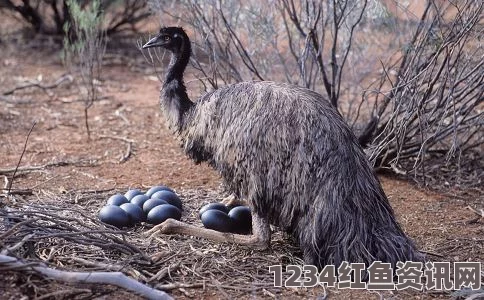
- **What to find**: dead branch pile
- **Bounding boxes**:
[1,186,481,298]
[0,188,297,298]
[365,1,483,186]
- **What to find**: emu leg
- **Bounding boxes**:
[146,213,271,250]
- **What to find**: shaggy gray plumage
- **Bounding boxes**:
[144,27,424,269]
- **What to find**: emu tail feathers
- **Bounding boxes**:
[300,217,425,271]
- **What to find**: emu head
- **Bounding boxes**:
[142,27,188,53]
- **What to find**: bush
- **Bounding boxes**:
[1,0,149,35]
[146,0,483,187]
[63,0,106,140]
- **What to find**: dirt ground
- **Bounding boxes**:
[0,26,482,299]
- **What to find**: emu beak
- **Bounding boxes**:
[142,35,162,49]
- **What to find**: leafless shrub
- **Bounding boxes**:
[146,0,482,187]
[0,0,149,35]
[147,0,369,97]
[363,0,483,185]
[63,0,106,140]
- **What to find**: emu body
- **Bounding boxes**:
[143,27,423,268]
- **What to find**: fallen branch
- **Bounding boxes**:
[156,282,204,290]
[0,188,33,196]
[0,95,33,104]
[466,293,484,300]
[1,233,35,255]
[466,206,484,218]
[121,141,133,163]
[2,75,73,96]
[419,249,445,258]
[35,288,92,300]
[6,121,36,195]
[147,262,179,283]
[453,288,484,300]
[97,135,135,163]
[0,255,172,300]
[155,281,267,292]
[0,160,97,175]
[2,175,9,191]
[71,257,149,282]
[0,218,38,240]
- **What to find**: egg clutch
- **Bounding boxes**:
[199,203,252,234]
[99,185,181,227]
[98,185,252,235]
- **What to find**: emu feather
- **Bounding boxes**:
[142,27,424,269]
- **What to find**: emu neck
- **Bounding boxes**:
[165,48,190,82]
[161,43,193,133]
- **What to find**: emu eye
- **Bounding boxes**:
[163,36,171,41]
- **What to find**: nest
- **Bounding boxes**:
[0,188,303,299]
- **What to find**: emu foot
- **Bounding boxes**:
[145,218,270,250]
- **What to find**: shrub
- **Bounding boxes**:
[1,0,148,35]
[145,0,483,187]
[63,0,106,140]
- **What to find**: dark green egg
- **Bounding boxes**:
[147,204,182,225]
[228,206,252,234]
[151,190,182,210]
[145,185,175,197]
[199,203,229,219]
[125,189,144,201]
[99,205,130,228]
[107,194,129,206]
[143,198,169,214]
[120,202,145,224]
[131,194,150,208]
[201,210,233,233]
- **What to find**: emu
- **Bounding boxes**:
[142,27,423,269]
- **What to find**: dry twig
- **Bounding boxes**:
[6,121,37,195]
[97,135,135,163]
[466,206,484,218]
[148,262,179,283]
[0,159,97,175]
[2,75,73,96]
[34,288,92,300]
[0,255,172,300]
